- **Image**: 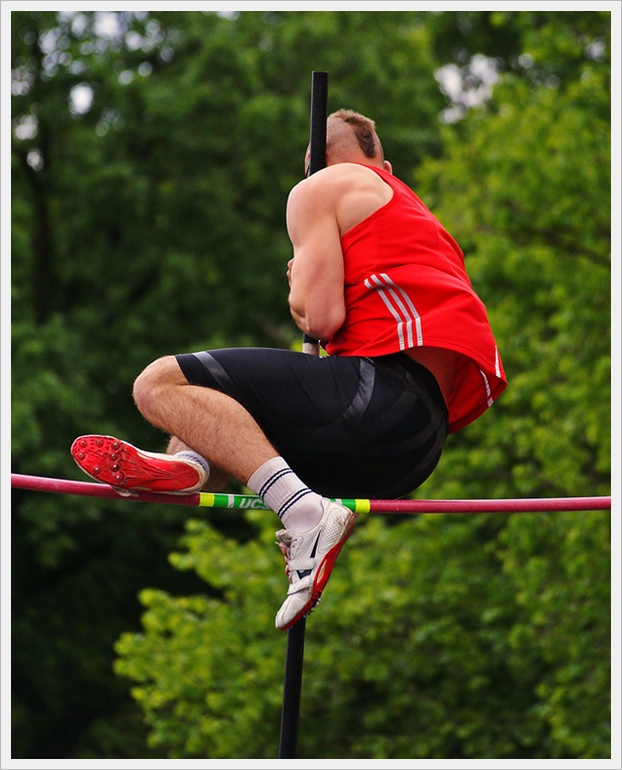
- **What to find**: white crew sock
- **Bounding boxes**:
[174,450,210,482]
[247,456,324,534]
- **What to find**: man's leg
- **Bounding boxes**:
[165,436,231,492]
[135,357,352,532]
[133,356,279,484]
[71,354,358,629]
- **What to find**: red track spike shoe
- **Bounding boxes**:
[71,435,206,495]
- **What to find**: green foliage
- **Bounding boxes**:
[11,9,450,758]
[413,64,610,502]
[115,509,610,759]
[500,510,611,758]
[11,9,610,760]
[115,515,287,758]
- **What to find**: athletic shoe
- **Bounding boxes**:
[70,434,206,494]
[275,498,358,630]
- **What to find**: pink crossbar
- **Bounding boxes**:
[10,473,611,513]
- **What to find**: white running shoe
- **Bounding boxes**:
[275,498,358,630]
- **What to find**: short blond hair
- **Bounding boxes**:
[328,109,383,160]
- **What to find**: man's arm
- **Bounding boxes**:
[286,173,346,343]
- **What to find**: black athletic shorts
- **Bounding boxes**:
[175,348,448,499]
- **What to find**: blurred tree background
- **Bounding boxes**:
[10,9,611,760]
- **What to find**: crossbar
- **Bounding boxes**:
[10,474,611,513]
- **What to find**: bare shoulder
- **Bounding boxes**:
[290,163,383,199]
[288,163,392,235]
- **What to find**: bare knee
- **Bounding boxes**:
[133,355,185,421]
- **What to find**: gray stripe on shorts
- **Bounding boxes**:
[189,351,249,406]
[342,359,376,422]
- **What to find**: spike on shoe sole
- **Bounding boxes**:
[70,435,205,494]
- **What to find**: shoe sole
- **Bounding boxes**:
[278,514,358,631]
[70,435,203,494]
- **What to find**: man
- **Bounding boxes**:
[72,109,507,630]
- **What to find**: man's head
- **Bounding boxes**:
[305,109,391,176]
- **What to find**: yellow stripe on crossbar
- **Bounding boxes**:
[197,492,371,513]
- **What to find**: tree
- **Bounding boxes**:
[11,9,610,759]
[11,9,448,758]
[115,512,549,759]
[414,12,611,756]
[114,10,611,759]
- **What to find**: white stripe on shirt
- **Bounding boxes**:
[479,369,494,407]
[364,273,423,350]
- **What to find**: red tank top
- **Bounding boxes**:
[325,164,507,433]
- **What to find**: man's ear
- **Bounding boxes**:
[383,160,393,174]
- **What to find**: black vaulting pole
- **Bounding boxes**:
[278,70,328,760]
[301,70,328,357]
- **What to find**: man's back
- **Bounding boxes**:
[286,161,393,342]
[288,161,461,407]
